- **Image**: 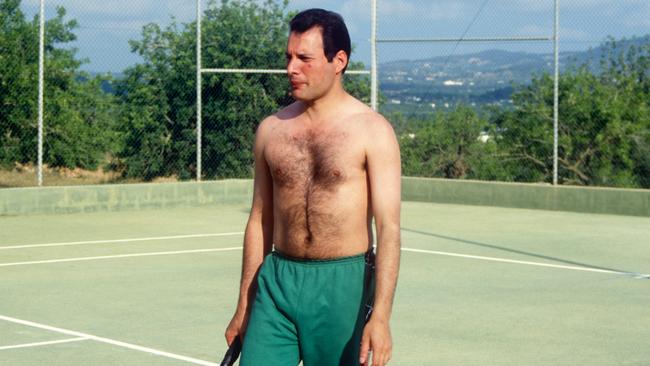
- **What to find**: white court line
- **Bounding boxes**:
[0,232,244,250]
[2,243,645,277]
[0,337,88,351]
[0,247,243,268]
[401,247,643,276]
[0,315,218,366]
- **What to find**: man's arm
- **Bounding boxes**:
[225,118,274,345]
[360,115,401,366]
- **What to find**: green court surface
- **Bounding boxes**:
[1,202,649,365]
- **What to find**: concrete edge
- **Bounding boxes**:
[1,178,648,217]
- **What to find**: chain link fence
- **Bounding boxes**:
[2,0,195,186]
[1,0,648,188]
[378,0,650,188]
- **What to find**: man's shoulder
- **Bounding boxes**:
[256,102,302,138]
[347,101,392,134]
[343,101,396,150]
[338,95,384,123]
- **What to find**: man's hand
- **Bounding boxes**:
[359,318,392,366]
[225,310,249,346]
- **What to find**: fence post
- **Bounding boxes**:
[37,0,45,186]
[370,0,378,112]
[553,0,560,185]
[196,0,202,181]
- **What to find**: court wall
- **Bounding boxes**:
[2,178,648,217]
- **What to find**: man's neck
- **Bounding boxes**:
[301,83,348,123]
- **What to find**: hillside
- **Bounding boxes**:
[379,35,650,112]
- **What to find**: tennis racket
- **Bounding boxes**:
[220,336,242,366]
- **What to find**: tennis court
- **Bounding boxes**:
[1,199,649,365]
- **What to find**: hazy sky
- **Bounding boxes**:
[19,0,650,72]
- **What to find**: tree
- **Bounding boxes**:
[115,0,371,180]
[398,105,506,179]
[599,36,650,188]
[0,0,116,171]
[492,37,650,187]
[0,0,36,167]
[115,0,293,180]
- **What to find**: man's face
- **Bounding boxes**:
[286,27,338,102]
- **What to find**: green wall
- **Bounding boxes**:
[402,177,650,217]
[0,180,253,216]
[1,178,648,217]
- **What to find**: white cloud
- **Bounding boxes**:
[24,0,154,16]
[507,0,608,11]
[23,0,194,20]
[375,0,466,20]
[341,0,370,20]
[23,0,195,36]
[507,0,648,15]
[81,20,151,35]
[428,2,467,20]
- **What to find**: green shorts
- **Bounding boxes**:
[240,250,375,366]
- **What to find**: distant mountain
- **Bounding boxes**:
[378,35,650,111]
[78,36,649,109]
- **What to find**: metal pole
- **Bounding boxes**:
[196,0,202,181]
[553,0,559,185]
[370,0,378,111]
[37,0,45,186]
[376,36,552,43]
[202,68,370,75]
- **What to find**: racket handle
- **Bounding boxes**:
[364,304,374,323]
[220,336,242,366]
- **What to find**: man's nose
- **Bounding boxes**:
[286,58,299,75]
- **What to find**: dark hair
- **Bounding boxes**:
[289,8,351,73]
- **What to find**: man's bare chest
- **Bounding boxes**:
[265,129,364,191]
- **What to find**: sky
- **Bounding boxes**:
[19,0,650,73]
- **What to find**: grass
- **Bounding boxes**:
[0,164,178,188]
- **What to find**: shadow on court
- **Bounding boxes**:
[400,227,647,279]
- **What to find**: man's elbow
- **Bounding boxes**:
[376,221,401,243]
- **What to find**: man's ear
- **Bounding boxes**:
[334,50,348,74]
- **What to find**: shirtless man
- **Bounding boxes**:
[225,8,401,366]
